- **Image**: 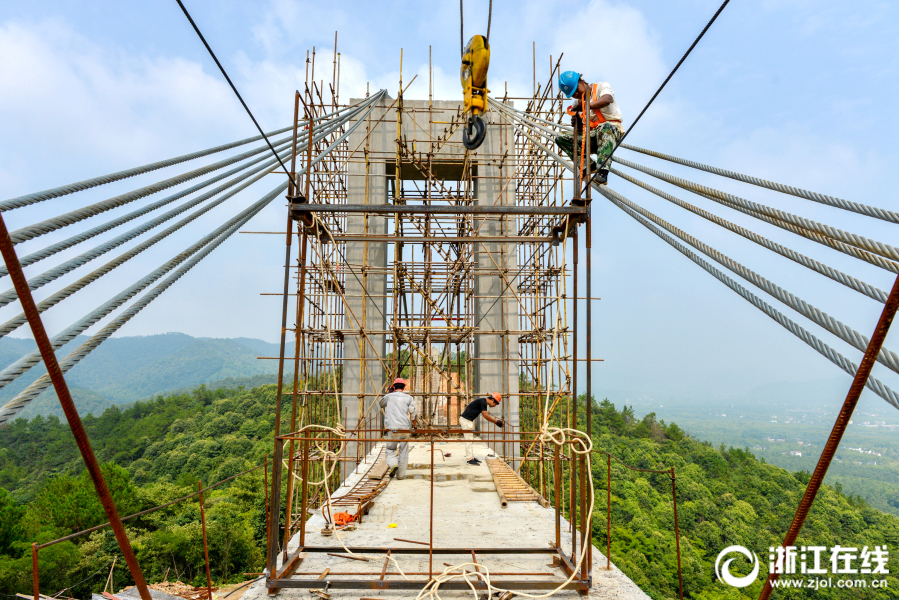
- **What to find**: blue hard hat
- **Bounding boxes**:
[559,71,580,98]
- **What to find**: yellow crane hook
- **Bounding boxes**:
[460,34,490,150]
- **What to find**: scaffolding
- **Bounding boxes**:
[262,48,600,593]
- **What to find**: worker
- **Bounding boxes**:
[459,392,505,466]
[379,378,417,479]
[555,70,624,185]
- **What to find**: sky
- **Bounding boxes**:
[0,0,898,410]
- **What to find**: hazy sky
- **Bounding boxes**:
[1,0,897,408]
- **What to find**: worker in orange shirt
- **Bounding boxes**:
[555,70,624,185]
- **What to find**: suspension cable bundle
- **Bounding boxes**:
[0,91,387,426]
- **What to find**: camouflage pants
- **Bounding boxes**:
[555,122,622,171]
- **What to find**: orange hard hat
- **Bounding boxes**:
[491,392,502,402]
[393,378,407,387]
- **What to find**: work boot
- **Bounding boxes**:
[389,466,398,478]
[581,161,598,180]
[594,169,609,185]
[466,458,481,466]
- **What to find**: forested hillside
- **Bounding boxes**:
[0,384,896,599]
[0,334,280,420]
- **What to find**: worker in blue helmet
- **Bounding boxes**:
[555,70,624,185]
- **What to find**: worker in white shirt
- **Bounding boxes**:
[379,378,417,479]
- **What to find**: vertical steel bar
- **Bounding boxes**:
[554,449,561,549]
[671,468,683,600]
[299,438,310,548]
[428,439,434,581]
[267,211,292,574]
[585,204,593,572]
[578,450,587,580]
[282,90,303,549]
[264,454,271,552]
[759,274,899,599]
[199,482,213,600]
[606,454,611,571]
[31,543,38,600]
[0,214,153,600]
[570,234,578,560]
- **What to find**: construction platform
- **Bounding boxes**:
[246,442,649,600]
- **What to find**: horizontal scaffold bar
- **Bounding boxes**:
[289,204,585,215]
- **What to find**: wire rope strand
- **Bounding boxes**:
[0,148,294,337]
[610,167,889,303]
[0,97,373,266]
[607,197,899,410]
[460,0,464,56]
[175,0,291,179]
[612,156,899,265]
[0,180,287,396]
[596,184,899,377]
[593,0,732,177]
[8,135,296,245]
[0,108,362,306]
[0,142,288,277]
[0,146,291,304]
[620,144,899,224]
[0,182,288,421]
[0,125,294,212]
[0,93,386,399]
[511,119,899,409]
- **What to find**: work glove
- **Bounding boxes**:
[495,419,505,428]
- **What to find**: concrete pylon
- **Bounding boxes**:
[342,99,389,481]
[341,96,520,481]
[473,108,520,464]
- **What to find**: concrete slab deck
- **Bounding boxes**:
[247,442,650,600]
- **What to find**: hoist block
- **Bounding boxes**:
[460,35,490,150]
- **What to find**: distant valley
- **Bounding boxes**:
[0,333,282,420]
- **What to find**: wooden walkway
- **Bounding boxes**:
[330,446,390,520]
[486,457,550,508]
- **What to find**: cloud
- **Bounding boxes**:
[0,18,254,196]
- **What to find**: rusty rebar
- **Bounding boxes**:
[759,272,899,599]
[671,468,683,599]
[264,454,271,552]
[0,213,152,600]
[199,482,213,600]
[606,454,611,571]
[32,543,38,600]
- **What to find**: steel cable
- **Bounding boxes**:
[0,91,386,395]
[175,0,292,180]
[0,108,360,309]
[0,147,289,306]
[620,144,899,224]
[0,184,283,393]
[612,156,899,265]
[0,142,290,279]
[0,182,289,420]
[0,125,293,212]
[0,101,372,277]
[590,0,732,184]
[8,134,296,245]
[6,96,378,246]
[513,120,899,408]
[596,184,899,377]
[605,195,899,410]
[610,167,889,302]
[0,147,294,337]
